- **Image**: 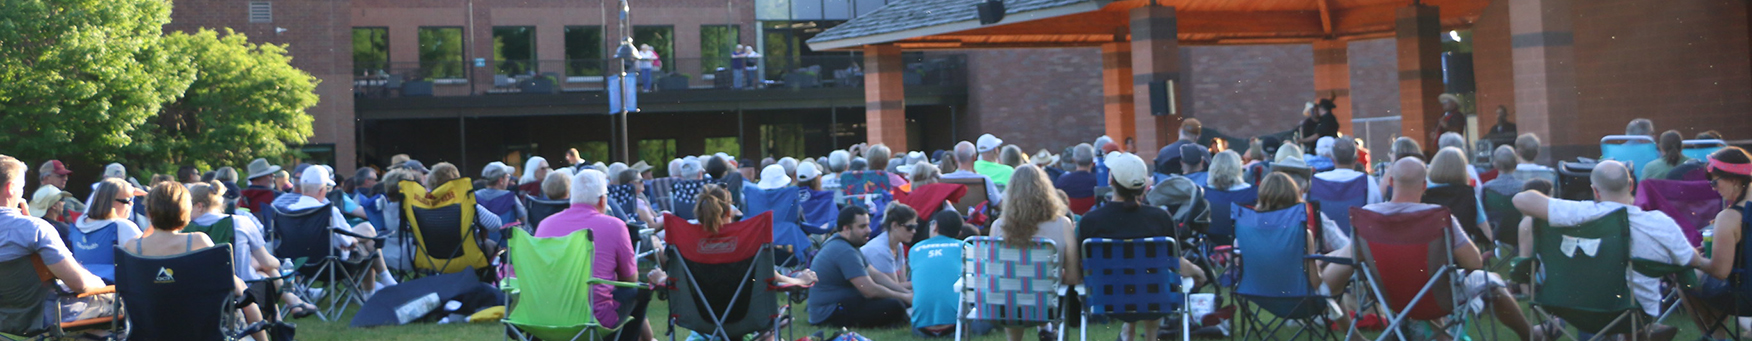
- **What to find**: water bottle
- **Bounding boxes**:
[280,258,294,277]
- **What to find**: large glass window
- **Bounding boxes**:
[700,25,740,73]
[703,137,740,157]
[492,26,536,76]
[638,139,677,177]
[760,124,803,159]
[417,27,465,79]
[632,26,674,72]
[352,27,388,75]
[564,26,604,77]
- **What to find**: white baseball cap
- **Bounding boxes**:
[1104,152,1149,190]
[797,162,822,182]
[976,134,1003,153]
[299,164,336,186]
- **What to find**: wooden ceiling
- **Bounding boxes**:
[883,0,1488,49]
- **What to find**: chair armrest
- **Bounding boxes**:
[591,279,648,289]
[73,285,116,298]
[330,227,386,244]
[1305,255,1352,266]
[1631,258,1698,288]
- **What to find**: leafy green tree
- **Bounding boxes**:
[0,0,196,164]
[141,29,317,173]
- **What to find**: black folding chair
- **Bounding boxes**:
[114,245,266,341]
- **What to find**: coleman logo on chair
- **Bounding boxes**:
[698,236,738,254]
[155,267,176,283]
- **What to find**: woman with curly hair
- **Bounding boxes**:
[987,164,1079,341]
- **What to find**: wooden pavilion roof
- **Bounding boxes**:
[807,0,1489,50]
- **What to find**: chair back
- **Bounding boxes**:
[941,177,988,217]
[1558,161,1594,201]
[114,245,236,341]
[799,188,839,235]
[744,187,808,262]
[962,236,1063,326]
[1531,209,1635,333]
[186,215,237,247]
[0,257,52,336]
[1682,139,1726,161]
[896,183,968,221]
[1421,185,1486,245]
[67,221,120,280]
[1232,203,1326,319]
[505,228,614,340]
[1482,189,1523,247]
[401,179,490,273]
[1309,176,1369,233]
[524,195,570,231]
[606,184,640,218]
[1081,237,1184,317]
[668,179,709,221]
[1203,186,1259,244]
[661,212,779,337]
[1601,135,1659,174]
[1635,179,1717,247]
[839,171,894,228]
[1349,206,1456,321]
[272,203,339,262]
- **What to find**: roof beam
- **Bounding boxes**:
[1315,0,1333,35]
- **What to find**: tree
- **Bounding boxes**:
[0,0,196,164]
[143,29,317,173]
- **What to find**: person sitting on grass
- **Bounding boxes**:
[807,205,911,328]
[860,203,917,284]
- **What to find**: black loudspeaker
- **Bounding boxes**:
[1442,52,1475,94]
[1148,80,1176,116]
[977,0,1005,25]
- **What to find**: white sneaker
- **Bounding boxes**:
[306,288,326,300]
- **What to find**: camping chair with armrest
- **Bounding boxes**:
[941,177,991,224]
[0,255,122,341]
[957,236,1071,341]
[658,212,804,341]
[838,171,895,229]
[1634,179,1718,248]
[1683,139,1727,162]
[1694,207,1752,340]
[187,215,301,326]
[1516,209,1693,341]
[1557,161,1594,201]
[1080,237,1192,341]
[114,245,267,341]
[524,194,570,232]
[668,179,709,221]
[273,200,382,321]
[502,228,645,341]
[1482,188,1524,270]
[1202,186,1258,247]
[1347,207,1500,341]
[1231,203,1348,341]
[744,186,810,267]
[400,179,492,277]
[1309,176,1369,234]
[1601,135,1659,175]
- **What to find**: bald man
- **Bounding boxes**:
[1513,161,1703,340]
[1368,158,1534,341]
[939,141,1002,206]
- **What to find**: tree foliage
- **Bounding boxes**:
[0,0,316,177]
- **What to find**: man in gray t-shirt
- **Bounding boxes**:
[0,155,113,332]
[807,206,911,327]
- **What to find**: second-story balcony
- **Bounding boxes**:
[351,54,965,98]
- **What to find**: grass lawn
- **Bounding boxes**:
[295,296,1721,341]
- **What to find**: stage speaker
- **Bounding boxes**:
[1148,79,1177,116]
[977,0,1005,25]
[1442,52,1475,94]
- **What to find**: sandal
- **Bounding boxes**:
[286,302,318,319]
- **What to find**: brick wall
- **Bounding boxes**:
[1348,38,1402,158]
[1471,0,1513,127]
[1180,44,1315,140]
[964,48,1106,153]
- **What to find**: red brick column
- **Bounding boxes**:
[864,44,908,152]
[1102,42,1136,144]
[1314,39,1353,137]
[1396,4,1445,152]
[1131,5,1182,167]
[1509,0,1576,164]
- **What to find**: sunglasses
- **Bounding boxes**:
[903,223,918,231]
[113,198,131,205]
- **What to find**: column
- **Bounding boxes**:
[1396,4,1445,153]
[1313,39,1353,137]
[1130,5,1182,167]
[1102,42,1136,143]
[1509,0,1576,164]
[864,44,908,152]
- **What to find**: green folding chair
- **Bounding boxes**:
[502,228,644,341]
[1521,209,1691,341]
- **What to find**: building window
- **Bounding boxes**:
[248,1,272,23]
[760,124,803,159]
[704,137,740,157]
[632,26,674,72]
[564,26,603,78]
[418,27,466,80]
[352,28,388,75]
[492,26,536,76]
[638,139,677,176]
[700,25,740,73]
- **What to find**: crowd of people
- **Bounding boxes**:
[2,108,1748,341]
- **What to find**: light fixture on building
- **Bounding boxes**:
[977,0,1005,25]
[1449,30,1462,42]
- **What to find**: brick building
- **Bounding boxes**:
[162,0,1752,174]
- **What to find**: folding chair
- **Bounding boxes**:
[895,183,968,222]
[658,212,803,341]
[1634,179,1719,248]
[400,179,491,276]
[1520,209,1687,341]
[187,215,300,325]
[66,221,123,283]
[1482,187,1524,268]
[839,171,895,229]
[524,194,570,231]
[1558,161,1595,201]
[502,228,644,341]
[1202,186,1258,246]
[273,201,380,321]
[942,177,989,220]
[477,189,522,247]
[114,245,267,341]
[1601,135,1658,174]
[1694,211,1752,340]
[744,186,809,266]
[1309,176,1369,234]
[1348,207,1497,341]
[1682,139,1726,161]
[1231,203,1346,341]
[957,236,1069,341]
[0,255,122,341]
[799,188,838,235]
[668,179,709,221]
[1080,237,1192,341]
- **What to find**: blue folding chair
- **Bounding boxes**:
[1683,139,1726,162]
[1308,176,1369,234]
[1081,237,1191,341]
[958,237,1069,341]
[1232,203,1346,341]
[1203,186,1259,246]
[743,185,809,266]
[838,171,894,231]
[1601,135,1658,174]
[669,179,709,221]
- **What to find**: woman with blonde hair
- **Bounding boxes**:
[987,164,1079,341]
[1423,147,1493,251]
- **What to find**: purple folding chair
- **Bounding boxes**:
[1634,179,1720,248]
